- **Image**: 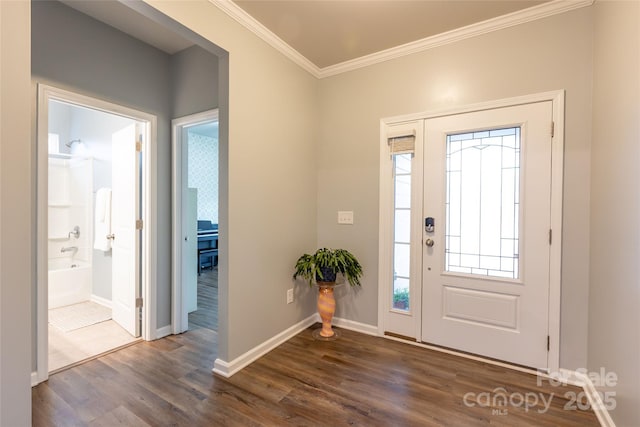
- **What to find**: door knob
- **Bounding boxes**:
[425,238,434,247]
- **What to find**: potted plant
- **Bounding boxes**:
[393,288,410,310]
[293,248,363,339]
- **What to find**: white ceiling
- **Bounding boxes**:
[61,0,549,67]
[233,0,548,68]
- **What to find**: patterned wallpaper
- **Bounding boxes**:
[187,131,218,223]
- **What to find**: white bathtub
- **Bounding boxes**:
[48,259,91,309]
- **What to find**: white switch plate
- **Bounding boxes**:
[338,211,354,224]
[287,288,294,304]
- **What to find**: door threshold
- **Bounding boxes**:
[383,333,542,376]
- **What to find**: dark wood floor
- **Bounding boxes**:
[32,323,599,426]
[188,267,218,331]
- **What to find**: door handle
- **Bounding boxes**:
[425,238,434,247]
[107,234,115,240]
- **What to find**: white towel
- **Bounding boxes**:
[94,188,112,251]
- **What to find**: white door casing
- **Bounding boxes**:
[421,101,553,369]
[171,109,218,334]
[379,92,564,371]
[111,123,142,337]
[381,121,424,339]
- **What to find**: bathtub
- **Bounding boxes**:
[48,259,91,309]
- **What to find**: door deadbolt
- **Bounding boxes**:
[425,217,435,233]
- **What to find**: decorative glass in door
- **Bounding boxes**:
[445,127,521,279]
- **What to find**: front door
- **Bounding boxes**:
[421,102,553,369]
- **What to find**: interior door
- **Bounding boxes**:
[185,187,198,314]
[421,102,552,369]
[111,123,142,337]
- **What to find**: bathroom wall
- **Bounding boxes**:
[187,128,219,223]
[48,101,72,154]
[47,102,90,265]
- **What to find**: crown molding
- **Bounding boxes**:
[211,0,594,80]
[209,0,322,78]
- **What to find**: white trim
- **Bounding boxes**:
[209,0,320,78]
[210,0,592,79]
[35,84,157,385]
[378,119,393,338]
[171,109,219,335]
[328,315,378,336]
[212,314,317,378]
[31,372,39,387]
[378,90,565,373]
[548,92,565,373]
[90,295,113,309]
[155,325,173,339]
[571,370,617,427]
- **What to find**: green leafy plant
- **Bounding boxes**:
[393,288,410,309]
[293,248,363,287]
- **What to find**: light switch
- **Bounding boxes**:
[338,211,354,225]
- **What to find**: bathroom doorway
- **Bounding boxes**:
[36,85,157,381]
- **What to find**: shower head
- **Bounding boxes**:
[66,139,82,148]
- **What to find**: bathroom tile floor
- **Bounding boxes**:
[48,319,140,373]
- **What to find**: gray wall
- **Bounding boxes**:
[171,45,219,118]
[0,1,32,424]
[149,0,319,362]
[317,8,594,370]
[32,1,222,340]
[589,1,640,426]
[31,0,174,331]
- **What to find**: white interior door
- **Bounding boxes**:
[111,123,141,337]
[185,188,198,313]
[421,102,553,369]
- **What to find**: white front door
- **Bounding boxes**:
[421,102,553,369]
[111,123,142,337]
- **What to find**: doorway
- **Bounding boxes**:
[379,92,564,371]
[36,85,157,382]
[172,109,219,334]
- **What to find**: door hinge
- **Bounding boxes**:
[551,121,555,138]
[548,229,552,245]
[547,335,550,351]
[136,219,143,230]
[136,297,143,308]
[136,141,142,152]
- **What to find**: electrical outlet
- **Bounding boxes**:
[338,211,354,224]
[287,288,294,304]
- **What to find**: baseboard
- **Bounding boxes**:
[90,294,112,309]
[568,369,616,427]
[329,315,378,336]
[155,325,172,339]
[213,313,317,378]
[31,371,39,387]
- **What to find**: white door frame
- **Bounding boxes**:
[171,109,219,334]
[378,90,564,372]
[35,84,158,385]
